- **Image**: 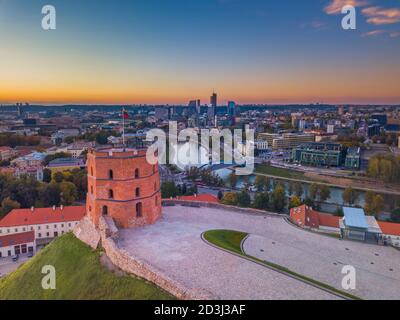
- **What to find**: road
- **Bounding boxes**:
[0,255,30,278]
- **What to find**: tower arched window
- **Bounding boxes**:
[109,170,114,180]
[91,186,94,194]
[135,169,139,179]
[102,206,108,216]
[109,189,114,199]
[136,202,143,218]
[91,167,93,176]
[136,188,140,197]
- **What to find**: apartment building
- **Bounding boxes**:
[258,133,315,150]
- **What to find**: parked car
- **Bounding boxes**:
[27,252,34,258]
[12,255,19,262]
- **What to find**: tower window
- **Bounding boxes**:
[136,202,143,218]
[109,189,114,199]
[102,206,108,216]
[135,168,139,179]
[109,170,114,180]
[136,188,140,197]
[91,186,94,194]
[91,167,94,176]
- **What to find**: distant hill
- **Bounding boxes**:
[0,233,173,300]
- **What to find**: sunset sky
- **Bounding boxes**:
[0,0,399,105]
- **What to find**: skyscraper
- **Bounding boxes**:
[210,91,217,107]
[208,91,217,120]
[188,99,201,114]
[228,101,236,117]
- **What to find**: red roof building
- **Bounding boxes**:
[0,206,86,228]
[0,231,36,258]
[290,205,340,229]
[378,221,400,237]
[0,231,35,248]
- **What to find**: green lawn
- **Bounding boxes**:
[0,233,174,300]
[203,229,360,300]
[203,230,247,255]
[255,164,315,181]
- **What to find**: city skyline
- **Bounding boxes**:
[1,0,400,105]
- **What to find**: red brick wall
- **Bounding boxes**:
[86,149,162,228]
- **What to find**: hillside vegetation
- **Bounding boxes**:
[0,233,173,300]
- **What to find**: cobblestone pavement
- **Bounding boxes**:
[243,231,400,300]
[119,206,342,300]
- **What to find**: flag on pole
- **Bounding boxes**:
[122,109,129,119]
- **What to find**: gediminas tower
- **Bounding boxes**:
[86,148,162,229]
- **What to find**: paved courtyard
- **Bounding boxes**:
[118,205,400,300]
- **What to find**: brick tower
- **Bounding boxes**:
[86,148,162,228]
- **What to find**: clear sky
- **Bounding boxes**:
[0,0,399,105]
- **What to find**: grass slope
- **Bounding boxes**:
[0,233,173,300]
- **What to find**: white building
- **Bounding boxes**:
[0,231,36,258]
[0,206,85,247]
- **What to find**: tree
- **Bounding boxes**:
[161,181,179,198]
[228,172,238,189]
[287,181,294,196]
[294,182,303,197]
[255,176,268,192]
[289,196,302,209]
[43,168,52,183]
[0,197,20,218]
[60,182,78,205]
[319,185,331,202]
[253,192,269,211]
[364,191,385,216]
[373,195,385,217]
[391,209,400,223]
[221,192,238,206]
[304,197,315,207]
[342,187,358,205]
[52,171,64,183]
[270,184,286,213]
[367,154,400,184]
[309,183,319,201]
[237,190,251,208]
[38,183,61,207]
[334,207,344,217]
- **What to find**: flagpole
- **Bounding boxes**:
[122,107,125,147]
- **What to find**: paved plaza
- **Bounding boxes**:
[118,205,400,300]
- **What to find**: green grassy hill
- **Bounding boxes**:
[0,233,174,300]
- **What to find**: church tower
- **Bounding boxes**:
[86,148,162,228]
